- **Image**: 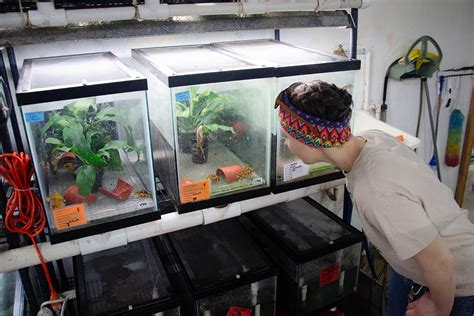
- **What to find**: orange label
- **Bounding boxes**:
[180,179,211,204]
[52,204,87,231]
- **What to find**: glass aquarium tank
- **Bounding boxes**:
[132,45,273,213]
[74,239,181,315]
[16,52,158,243]
[0,271,23,316]
[241,197,364,315]
[165,219,277,316]
[213,40,360,193]
[310,184,345,218]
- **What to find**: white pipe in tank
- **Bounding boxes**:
[0,180,346,273]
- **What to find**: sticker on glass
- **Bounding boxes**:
[179,179,211,204]
[226,306,252,316]
[137,200,153,209]
[53,203,87,231]
[175,91,191,102]
[319,262,341,287]
[25,112,45,123]
[283,160,309,182]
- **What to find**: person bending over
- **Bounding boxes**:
[275,80,474,316]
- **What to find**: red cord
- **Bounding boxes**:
[0,152,59,301]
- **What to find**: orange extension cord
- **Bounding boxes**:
[0,152,59,302]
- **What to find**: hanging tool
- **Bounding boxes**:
[445,109,464,167]
[444,78,465,167]
[381,36,443,181]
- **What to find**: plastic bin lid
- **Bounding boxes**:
[20,53,136,91]
[132,44,272,87]
[251,198,362,258]
[213,39,361,77]
[80,239,174,315]
[168,219,272,291]
[134,45,256,75]
[16,52,146,105]
[215,39,343,66]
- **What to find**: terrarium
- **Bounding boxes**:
[16,52,158,243]
[132,45,273,213]
[213,40,360,192]
[241,197,364,315]
[74,239,181,315]
[165,219,277,316]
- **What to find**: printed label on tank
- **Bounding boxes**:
[283,160,309,182]
[179,179,211,204]
[52,203,87,231]
[226,306,252,316]
[25,112,45,123]
[175,91,191,102]
[319,262,341,287]
[252,177,263,185]
[137,200,153,209]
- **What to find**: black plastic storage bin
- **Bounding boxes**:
[73,239,182,315]
[163,219,278,316]
[241,197,364,316]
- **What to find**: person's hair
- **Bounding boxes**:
[285,80,353,122]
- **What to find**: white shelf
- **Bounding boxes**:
[353,110,421,149]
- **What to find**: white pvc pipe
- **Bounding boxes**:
[126,209,204,243]
[19,0,374,30]
[168,3,241,17]
[202,203,242,225]
[0,240,80,273]
[362,50,372,111]
[28,2,67,27]
[318,0,342,11]
[66,7,135,24]
[240,191,289,213]
[0,13,27,29]
[138,0,170,20]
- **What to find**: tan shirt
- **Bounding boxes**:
[345,130,474,297]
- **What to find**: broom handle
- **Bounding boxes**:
[422,78,442,181]
[416,79,424,138]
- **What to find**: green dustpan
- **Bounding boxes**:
[389,36,443,80]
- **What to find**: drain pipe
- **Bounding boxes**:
[0,180,345,273]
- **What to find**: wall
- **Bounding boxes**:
[285,0,474,193]
[9,0,474,193]
[360,0,474,192]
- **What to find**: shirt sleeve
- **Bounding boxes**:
[365,193,439,260]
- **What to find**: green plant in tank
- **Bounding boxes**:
[176,86,235,163]
[175,86,234,135]
[41,98,139,196]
